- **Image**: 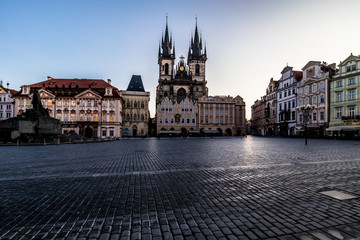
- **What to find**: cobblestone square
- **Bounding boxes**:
[1,137,360,239]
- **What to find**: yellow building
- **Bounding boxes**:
[120,75,150,137]
[327,54,360,137]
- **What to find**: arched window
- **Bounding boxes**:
[141,101,145,108]
[165,63,169,75]
[126,114,130,121]
[134,101,137,108]
[134,114,137,121]
[177,88,186,103]
[195,64,200,75]
[141,114,145,121]
[126,101,130,108]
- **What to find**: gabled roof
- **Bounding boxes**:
[0,85,18,95]
[338,53,360,67]
[302,61,321,70]
[126,75,145,92]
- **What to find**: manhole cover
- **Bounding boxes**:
[319,190,359,200]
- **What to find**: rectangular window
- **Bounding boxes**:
[336,81,342,87]
[305,87,309,94]
[279,93,282,99]
[110,130,114,136]
[349,78,355,85]
[192,119,195,123]
[320,95,325,103]
[216,110,219,115]
[182,119,184,123]
[279,103,282,111]
[320,112,325,121]
[6,112,11,118]
[349,107,355,117]
[336,93,342,102]
[57,101,62,107]
[284,91,287,97]
[299,88,303,95]
[288,90,291,96]
[292,88,295,94]
[299,99,303,106]
[94,101,98,107]
[313,112,317,121]
[102,114,106,122]
[94,114,98,122]
[47,100,53,107]
[292,111,295,120]
[312,96,317,104]
[292,100,295,108]
[71,113,75,121]
[299,114,303,122]
[336,108,342,118]
[349,90,355,100]
[159,118,162,123]
[320,82,325,89]
[205,110,208,115]
[312,84,317,92]
[102,130,107,136]
[305,98,309,105]
[6,105,11,110]
[187,119,190,123]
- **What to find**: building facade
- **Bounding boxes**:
[120,75,150,137]
[13,77,123,138]
[276,66,302,136]
[251,97,266,136]
[296,61,335,136]
[264,78,278,136]
[198,95,246,136]
[327,54,360,137]
[0,83,17,120]
[157,97,197,136]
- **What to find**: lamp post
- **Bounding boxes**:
[296,104,316,145]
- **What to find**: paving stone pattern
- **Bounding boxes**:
[1,136,360,239]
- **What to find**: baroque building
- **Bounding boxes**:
[13,77,123,138]
[0,82,17,120]
[120,75,150,137]
[198,95,246,136]
[156,18,208,135]
[264,78,278,136]
[327,54,360,137]
[296,61,335,137]
[251,97,266,136]
[276,66,302,136]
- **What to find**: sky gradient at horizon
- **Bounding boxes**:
[1,0,360,117]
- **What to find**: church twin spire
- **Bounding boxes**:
[159,16,206,61]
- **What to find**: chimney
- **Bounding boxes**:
[107,79,112,85]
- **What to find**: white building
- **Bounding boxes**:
[276,66,302,136]
[0,83,17,120]
[13,77,123,138]
[297,61,335,136]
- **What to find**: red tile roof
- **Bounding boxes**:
[293,71,303,80]
[4,88,19,96]
[14,77,120,98]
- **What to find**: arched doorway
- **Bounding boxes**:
[267,128,273,136]
[217,128,223,136]
[225,128,232,136]
[181,128,187,136]
[132,125,138,137]
[85,126,93,138]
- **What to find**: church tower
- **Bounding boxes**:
[188,18,207,83]
[156,17,175,105]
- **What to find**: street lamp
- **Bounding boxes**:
[296,104,316,145]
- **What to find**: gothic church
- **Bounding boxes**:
[156,18,208,135]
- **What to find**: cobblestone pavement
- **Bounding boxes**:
[1,136,360,240]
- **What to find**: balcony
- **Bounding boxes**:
[341,115,360,121]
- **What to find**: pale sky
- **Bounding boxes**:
[1,0,360,117]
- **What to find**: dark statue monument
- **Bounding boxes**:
[0,89,62,144]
